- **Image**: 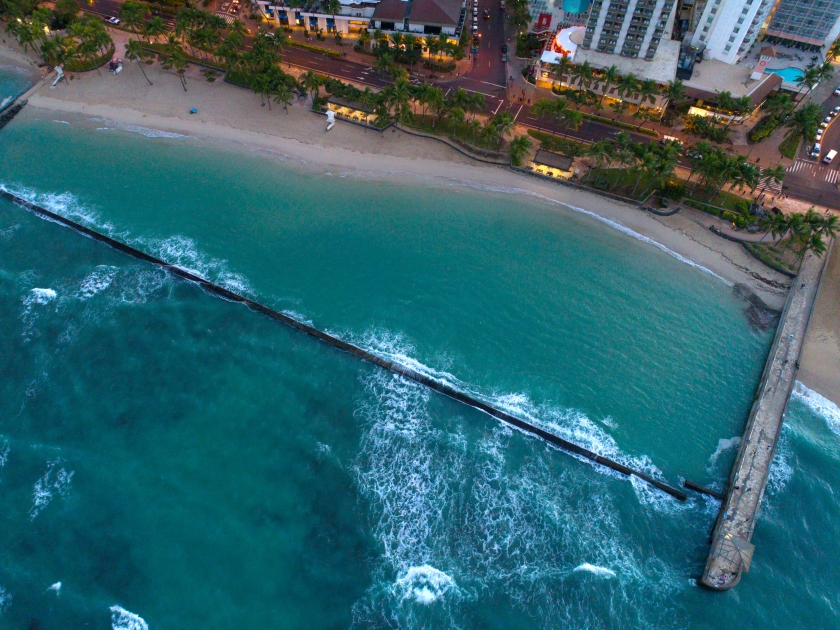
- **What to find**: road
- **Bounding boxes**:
[781,91,840,209]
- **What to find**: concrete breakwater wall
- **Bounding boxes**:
[701,248,827,590]
[3,189,689,502]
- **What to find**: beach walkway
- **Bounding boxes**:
[701,247,828,590]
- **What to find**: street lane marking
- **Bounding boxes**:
[493,100,504,114]
[513,104,523,120]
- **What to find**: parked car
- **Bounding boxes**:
[811,142,821,158]
[484,9,490,18]
[500,0,506,8]
[501,43,508,53]
[501,53,508,62]
[823,149,837,164]
[816,131,823,141]
[833,106,840,115]
[106,16,120,24]
[473,5,478,14]
[835,87,840,96]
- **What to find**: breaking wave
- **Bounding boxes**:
[707,436,741,468]
[110,605,149,630]
[29,459,74,520]
[573,563,616,578]
[793,381,840,437]
[92,118,189,139]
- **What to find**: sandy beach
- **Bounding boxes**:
[1,36,793,311]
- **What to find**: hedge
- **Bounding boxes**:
[289,40,343,58]
[423,60,455,73]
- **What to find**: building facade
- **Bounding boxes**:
[689,0,776,64]
[764,0,840,50]
[581,0,679,61]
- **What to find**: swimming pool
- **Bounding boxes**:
[563,0,590,14]
[766,67,804,83]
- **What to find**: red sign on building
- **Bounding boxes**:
[536,13,552,30]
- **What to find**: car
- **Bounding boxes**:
[471,46,479,53]
[501,53,508,62]
[811,142,821,158]
[824,149,837,164]
[816,131,823,142]
[501,43,508,53]
[835,87,840,96]
[471,24,478,32]
[834,106,840,115]
[500,0,506,7]
[106,16,120,24]
[484,9,491,18]
[473,35,480,45]
[473,5,478,14]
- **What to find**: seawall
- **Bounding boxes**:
[2,189,689,502]
[701,247,828,590]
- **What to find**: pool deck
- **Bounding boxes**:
[701,249,828,591]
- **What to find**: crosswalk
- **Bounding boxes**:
[786,158,840,184]
[215,12,238,25]
[757,174,783,195]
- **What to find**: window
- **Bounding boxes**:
[703,25,709,32]
[737,17,744,24]
[729,35,736,42]
[724,44,731,51]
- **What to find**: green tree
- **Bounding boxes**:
[119,1,149,33]
[300,70,323,102]
[53,0,80,28]
[273,82,294,112]
[785,102,822,145]
[508,134,532,166]
[597,64,620,105]
[144,17,166,43]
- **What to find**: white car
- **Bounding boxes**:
[816,131,823,141]
[811,142,821,158]
[106,16,120,24]
[835,87,840,96]
[834,106,840,115]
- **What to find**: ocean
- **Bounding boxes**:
[0,104,838,629]
[0,62,31,112]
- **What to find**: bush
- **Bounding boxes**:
[374,43,422,66]
[748,115,780,143]
[722,211,749,228]
[526,129,585,157]
[661,181,687,200]
[64,45,115,72]
[734,199,751,215]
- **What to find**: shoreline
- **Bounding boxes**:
[1,41,790,310]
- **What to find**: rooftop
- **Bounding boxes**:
[533,150,573,171]
[371,0,408,21]
[409,0,461,26]
[572,39,680,85]
[685,58,782,105]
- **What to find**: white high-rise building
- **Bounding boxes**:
[690,0,777,64]
[581,0,679,61]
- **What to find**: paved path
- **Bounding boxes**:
[701,248,828,590]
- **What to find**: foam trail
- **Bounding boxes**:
[110,605,149,630]
[47,582,61,595]
[91,118,189,139]
[793,381,840,436]
[708,436,741,467]
[573,563,617,578]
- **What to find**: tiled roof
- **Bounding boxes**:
[372,0,409,22]
[409,0,461,26]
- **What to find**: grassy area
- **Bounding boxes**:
[778,133,801,159]
[407,114,500,152]
[743,240,800,275]
[583,168,658,201]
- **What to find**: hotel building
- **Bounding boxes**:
[689,0,776,64]
[764,0,840,51]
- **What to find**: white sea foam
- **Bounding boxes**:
[766,425,793,498]
[0,586,10,614]
[0,441,9,467]
[0,223,20,239]
[281,309,314,327]
[78,266,119,300]
[92,117,189,139]
[793,381,840,437]
[392,566,460,605]
[573,563,616,578]
[21,288,58,341]
[708,436,741,467]
[52,119,70,125]
[27,288,57,303]
[110,605,149,630]
[47,582,61,595]
[0,96,10,109]
[29,460,74,520]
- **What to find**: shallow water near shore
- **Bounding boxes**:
[0,110,838,629]
[0,63,31,111]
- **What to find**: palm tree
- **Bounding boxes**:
[531,97,554,133]
[785,102,823,146]
[612,148,637,190]
[585,140,612,183]
[424,35,437,61]
[125,38,153,85]
[273,83,294,112]
[375,52,393,77]
[358,29,371,50]
[39,35,70,67]
[467,92,485,122]
[492,111,516,149]
[794,66,821,103]
[558,107,583,140]
[818,211,839,240]
[427,86,446,127]
[119,1,149,33]
[551,56,573,85]
[827,38,840,62]
[448,106,465,139]
[764,93,794,121]
[574,60,594,90]
[436,33,450,61]
[508,134,532,166]
[597,64,620,105]
[637,79,658,107]
[161,40,188,91]
[467,119,482,148]
[632,150,656,198]
[144,17,166,43]
[549,98,569,136]
[300,70,323,102]
[759,212,787,243]
[387,76,412,123]
[663,78,685,107]
[759,163,785,195]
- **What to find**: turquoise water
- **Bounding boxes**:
[766,67,804,83]
[0,109,838,629]
[0,64,31,111]
[562,0,589,14]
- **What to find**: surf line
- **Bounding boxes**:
[5,190,687,502]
